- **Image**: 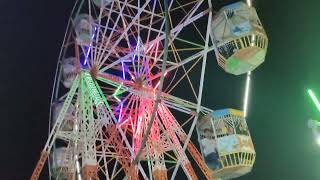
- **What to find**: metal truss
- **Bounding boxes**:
[32,0,219,179]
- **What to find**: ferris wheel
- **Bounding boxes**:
[31,0,268,180]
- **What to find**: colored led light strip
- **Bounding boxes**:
[308,89,320,112]
[129,116,134,133]
[146,43,154,53]
[113,85,122,97]
[132,39,141,61]
[84,27,97,65]
[118,103,123,123]
[154,81,160,90]
[134,116,143,138]
[121,61,126,80]
[114,96,121,103]
[119,118,129,127]
[243,71,251,118]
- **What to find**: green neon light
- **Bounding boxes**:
[308,89,320,112]
[83,72,104,106]
[113,85,122,95]
[114,96,121,103]
[94,79,113,111]
[97,77,127,97]
[113,84,126,97]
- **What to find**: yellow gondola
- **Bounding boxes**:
[211,2,268,75]
[197,108,255,179]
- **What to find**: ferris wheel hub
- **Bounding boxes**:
[134,77,144,88]
[89,64,98,80]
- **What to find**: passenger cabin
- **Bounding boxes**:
[50,102,76,179]
[62,57,78,88]
[211,2,268,75]
[93,0,112,7]
[50,147,70,179]
[308,119,320,144]
[52,101,75,131]
[74,14,94,46]
[197,108,255,179]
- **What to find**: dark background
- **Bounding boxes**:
[1,0,320,179]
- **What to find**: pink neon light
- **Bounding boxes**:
[146,43,154,53]
[119,117,129,127]
[130,116,137,137]
[129,116,134,130]
[155,41,159,58]
[134,116,143,138]
[154,81,160,90]
[153,42,160,79]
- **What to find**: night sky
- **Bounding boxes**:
[1,0,320,179]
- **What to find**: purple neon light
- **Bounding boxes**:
[132,38,141,61]
[84,27,97,65]
[118,103,123,123]
[121,61,126,80]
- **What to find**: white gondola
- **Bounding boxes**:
[74,14,94,46]
[52,101,75,131]
[197,108,255,179]
[308,119,320,145]
[50,147,70,179]
[211,2,268,75]
[92,0,112,7]
[62,57,77,88]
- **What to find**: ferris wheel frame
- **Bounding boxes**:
[37,0,252,180]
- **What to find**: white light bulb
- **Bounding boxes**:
[247,0,252,7]
[243,71,251,118]
[316,136,320,146]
